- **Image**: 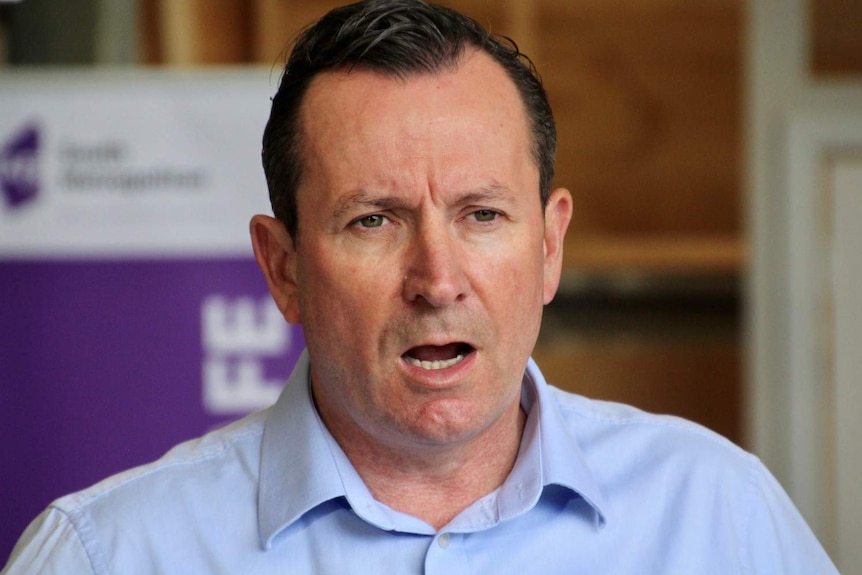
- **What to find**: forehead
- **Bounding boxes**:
[296,50,534,186]
[302,48,522,110]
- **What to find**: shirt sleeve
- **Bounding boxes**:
[1,508,98,575]
[744,459,840,574]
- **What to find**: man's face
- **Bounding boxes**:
[270,49,570,452]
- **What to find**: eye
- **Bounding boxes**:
[472,209,499,223]
[356,214,387,228]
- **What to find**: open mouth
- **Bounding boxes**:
[402,342,474,371]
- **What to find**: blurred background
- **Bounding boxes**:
[1,0,860,570]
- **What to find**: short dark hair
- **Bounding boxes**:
[261,0,556,242]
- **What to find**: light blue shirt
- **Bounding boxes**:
[3,352,838,574]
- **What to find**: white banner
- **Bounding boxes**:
[0,69,276,256]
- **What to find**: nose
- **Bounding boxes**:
[402,224,469,307]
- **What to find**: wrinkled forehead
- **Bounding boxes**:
[297,49,534,167]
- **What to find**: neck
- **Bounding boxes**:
[328,401,527,530]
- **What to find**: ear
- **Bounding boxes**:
[542,187,573,304]
[250,215,302,324]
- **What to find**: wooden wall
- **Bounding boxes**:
[811,0,862,76]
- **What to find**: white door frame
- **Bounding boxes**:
[748,0,862,568]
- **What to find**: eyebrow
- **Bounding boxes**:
[331,191,407,221]
[455,183,517,207]
[330,182,517,220]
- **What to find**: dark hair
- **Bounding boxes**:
[262,0,556,242]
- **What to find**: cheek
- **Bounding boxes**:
[472,258,542,347]
[297,252,399,340]
[496,245,546,334]
[495,240,546,302]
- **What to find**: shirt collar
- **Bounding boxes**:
[258,352,607,547]
[521,357,608,526]
[258,351,346,549]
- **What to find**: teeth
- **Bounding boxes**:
[405,354,465,371]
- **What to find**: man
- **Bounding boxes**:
[2,0,838,573]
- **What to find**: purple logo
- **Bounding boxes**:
[1,122,41,209]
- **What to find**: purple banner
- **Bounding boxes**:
[0,258,304,560]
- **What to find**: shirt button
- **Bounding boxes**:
[438,532,451,549]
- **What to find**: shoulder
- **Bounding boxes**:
[5,411,270,573]
[545,384,757,485]
[52,409,268,519]
[542,386,764,558]
[547,385,744,446]
[537,387,838,572]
